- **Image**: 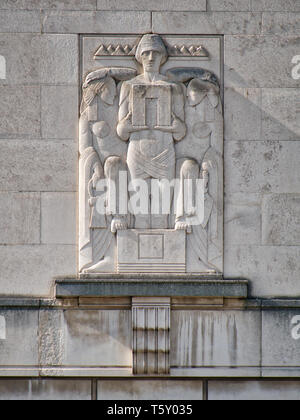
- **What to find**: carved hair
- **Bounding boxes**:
[135,34,168,65]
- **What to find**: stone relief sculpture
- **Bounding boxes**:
[79,34,223,275]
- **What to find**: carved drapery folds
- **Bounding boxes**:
[79,34,223,275]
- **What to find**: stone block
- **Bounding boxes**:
[224,192,261,245]
[0,0,96,10]
[0,245,76,296]
[0,192,40,245]
[152,12,262,35]
[224,36,300,88]
[0,11,41,33]
[225,88,261,140]
[97,379,203,400]
[208,381,300,400]
[0,140,77,192]
[170,310,261,367]
[208,0,251,11]
[263,12,300,35]
[0,34,40,84]
[224,245,300,297]
[62,310,132,367]
[41,86,78,139]
[252,0,300,11]
[41,35,78,84]
[0,86,40,138]
[262,194,300,246]
[42,10,151,33]
[97,0,206,11]
[0,309,39,366]
[262,88,300,141]
[41,192,76,245]
[262,310,300,366]
[225,141,300,194]
[0,379,91,400]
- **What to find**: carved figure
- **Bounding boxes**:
[79,34,223,274]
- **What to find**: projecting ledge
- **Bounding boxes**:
[55,275,248,299]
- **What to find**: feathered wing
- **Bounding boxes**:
[167,67,223,273]
[79,67,137,272]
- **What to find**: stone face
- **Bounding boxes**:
[152,12,262,35]
[262,310,300,367]
[62,310,132,367]
[224,193,261,245]
[0,379,91,400]
[41,35,78,84]
[224,36,300,88]
[208,381,300,400]
[225,141,300,194]
[97,0,206,11]
[0,87,40,138]
[252,1,300,11]
[263,12,300,35]
[0,11,41,32]
[0,245,76,296]
[262,89,300,141]
[262,194,300,246]
[0,140,77,192]
[0,0,96,9]
[0,34,40,84]
[208,0,251,11]
[42,10,151,33]
[41,193,76,245]
[225,88,261,140]
[41,86,78,139]
[97,379,203,400]
[171,310,261,367]
[0,309,39,366]
[0,193,40,245]
[224,245,300,297]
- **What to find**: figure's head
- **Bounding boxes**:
[135,34,168,72]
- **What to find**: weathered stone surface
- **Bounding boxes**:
[225,88,261,140]
[0,11,40,32]
[62,310,132,367]
[225,193,261,245]
[262,310,300,366]
[97,0,206,11]
[225,141,300,194]
[171,310,261,367]
[0,379,91,400]
[42,10,151,33]
[225,36,300,88]
[208,0,251,11]
[262,88,300,141]
[208,381,300,400]
[0,34,40,84]
[97,379,203,400]
[152,12,262,35]
[0,245,76,296]
[263,12,300,35]
[0,309,38,366]
[262,194,300,246]
[252,0,300,11]
[41,35,78,84]
[0,87,40,138]
[42,86,78,139]
[0,140,77,191]
[0,0,96,9]
[41,193,76,245]
[225,245,300,297]
[0,193,40,245]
